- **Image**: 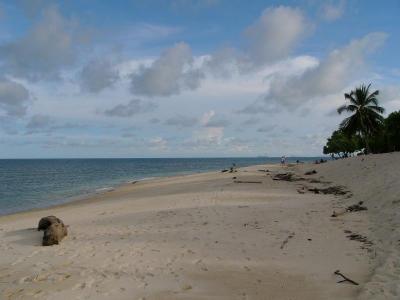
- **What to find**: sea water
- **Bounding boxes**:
[0,157,321,215]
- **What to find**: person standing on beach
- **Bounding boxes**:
[281,156,286,165]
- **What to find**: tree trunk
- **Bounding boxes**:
[364,135,371,154]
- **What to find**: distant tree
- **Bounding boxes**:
[385,110,400,151]
[337,84,385,153]
[323,130,361,158]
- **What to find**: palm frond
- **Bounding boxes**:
[337,104,348,114]
[344,92,358,105]
[367,105,385,114]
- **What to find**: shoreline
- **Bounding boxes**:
[1,153,398,299]
[1,157,296,217]
[0,164,259,221]
[0,168,235,218]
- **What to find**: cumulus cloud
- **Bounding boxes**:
[321,1,346,21]
[260,32,387,110]
[130,42,204,97]
[241,117,260,126]
[257,125,277,133]
[165,115,198,127]
[0,78,31,117]
[239,99,282,114]
[203,47,240,77]
[0,6,81,80]
[243,6,309,68]
[200,110,230,127]
[25,114,52,134]
[27,114,52,129]
[25,114,88,134]
[148,137,168,151]
[186,127,224,147]
[80,59,120,93]
[104,99,156,117]
[203,6,311,76]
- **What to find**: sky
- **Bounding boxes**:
[0,0,399,158]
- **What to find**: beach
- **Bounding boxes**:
[0,153,399,299]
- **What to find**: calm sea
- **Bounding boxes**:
[0,157,321,215]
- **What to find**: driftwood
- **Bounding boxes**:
[334,270,359,285]
[221,169,229,173]
[304,170,317,175]
[280,232,295,249]
[234,180,262,184]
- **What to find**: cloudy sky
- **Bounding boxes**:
[0,0,399,158]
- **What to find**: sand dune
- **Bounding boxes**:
[0,153,399,299]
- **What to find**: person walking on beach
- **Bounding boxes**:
[281,156,286,165]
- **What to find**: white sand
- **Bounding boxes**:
[0,153,399,299]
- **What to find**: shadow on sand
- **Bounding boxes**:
[3,228,42,246]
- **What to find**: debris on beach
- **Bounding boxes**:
[280,232,295,249]
[304,170,317,175]
[38,216,68,246]
[344,230,374,252]
[297,187,306,194]
[307,185,349,195]
[346,201,367,212]
[234,180,262,184]
[331,201,367,217]
[273,173,296,181]
[229,163,237,173]
[334,270,359,285]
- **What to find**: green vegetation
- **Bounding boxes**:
[324,84,400,157]
[323,130,362,158]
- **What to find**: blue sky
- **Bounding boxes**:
[0,0,399,158]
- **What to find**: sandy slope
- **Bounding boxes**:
[0,153,398,299]
[303,152,400,300]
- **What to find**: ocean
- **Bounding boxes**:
[0,157,321,215]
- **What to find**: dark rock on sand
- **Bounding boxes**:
[42,222,68,246]
[38,216,63,231]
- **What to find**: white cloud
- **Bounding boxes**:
[104,99,156,117]
[200,110,230,127]
[0,6,82,80]
[26,114,52,128]
[243,6,309,68]
[0,78,31,117]
[262,32,387,109]
[130,42,204,97]
[80,59,120,93]
[190,127,224,146]
[200,110,215,126]
[165,115,198,127]
[148,137,168,151]
[257,125,277,133]
[321,1,346,21]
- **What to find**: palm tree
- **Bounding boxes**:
[337,84,385,153]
